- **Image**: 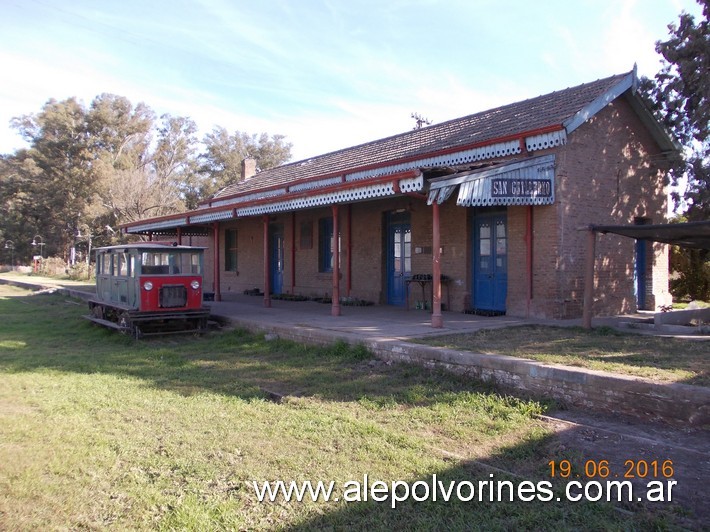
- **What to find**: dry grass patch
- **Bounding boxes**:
[418,325,708,387]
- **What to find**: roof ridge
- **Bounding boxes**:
[210,69,634,201]
[273,70,633,169]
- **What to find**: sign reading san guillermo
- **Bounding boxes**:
[491,178,553,198]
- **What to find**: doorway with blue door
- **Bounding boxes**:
[634,217,651,310]
[269,223,284,295]
[386,211,411,306]
[472,208,508,314]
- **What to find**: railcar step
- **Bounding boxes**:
[82,315,128,331]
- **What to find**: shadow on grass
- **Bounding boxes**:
[278,459,666,531]
[0,292,538,410]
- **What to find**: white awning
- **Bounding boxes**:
[428,154,556,207]
[128,217,189,233]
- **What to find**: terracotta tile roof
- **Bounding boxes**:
[212,71,631,201]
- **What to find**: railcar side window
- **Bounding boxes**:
[190,253,200,274]
[142,252,167,274]
[118,253,129,276]
[104,254,111,275]
[140,251,201,275]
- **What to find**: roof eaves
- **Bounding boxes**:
[120,212,190,229]
[562,69,635,133]
[623,91,683,155]
[591,221,710,250]
[202,124,564,208]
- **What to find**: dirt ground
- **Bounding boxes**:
[540,408,709,529]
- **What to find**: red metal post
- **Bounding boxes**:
[431,201,443,328]
[263,215,271,308]
[291,212,296,294]
[213,222,221,301]
[331,204,341,316]
[346,204,352,297]
[526,206,533,317]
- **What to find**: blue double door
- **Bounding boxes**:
[385,210,507,312]
[473,211,507,313]
[386,212,411,306]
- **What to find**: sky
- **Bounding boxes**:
[0,0,704,162]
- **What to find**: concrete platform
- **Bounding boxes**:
[208,293,533,341]
[204,294,709,427]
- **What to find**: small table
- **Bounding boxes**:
[406,274,451,311]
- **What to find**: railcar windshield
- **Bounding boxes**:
[140,251,202,275]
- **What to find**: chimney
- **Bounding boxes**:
[241,157,257,181]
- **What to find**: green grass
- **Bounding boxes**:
[0,285,682,530]
[418,325,709,387]
[672,300,710,310]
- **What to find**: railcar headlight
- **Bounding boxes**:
[143,281,153,291]
[190,280,200,290]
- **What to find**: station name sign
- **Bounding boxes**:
[491,178,552,199]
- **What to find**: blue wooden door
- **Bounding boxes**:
[269,225,284,295]
[387,219,411,306]
[473,214,507,312]
[635,239,647,310]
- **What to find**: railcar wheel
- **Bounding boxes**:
[90,303,104,320]
[118,312,133,336]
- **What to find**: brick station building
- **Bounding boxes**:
[122,68,679,326]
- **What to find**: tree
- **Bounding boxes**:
[640,0,710,301]
[86,102,198,226]
[0,154,39,262]
[86,94,156,241]
[152,114,199,203]
[198,127,292,199]
[669,219,710,300]
[3,97,186,257]
[641,0,709,220]
[86,93,154,170]
[99,167,186,224]
[1,93,293,261]
[9,98,96,258]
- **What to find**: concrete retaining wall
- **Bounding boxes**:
[229,318,710,428]
[655,308,710,326]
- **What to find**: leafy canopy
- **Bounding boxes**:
[640,0,709,220]
[0,94,292,261]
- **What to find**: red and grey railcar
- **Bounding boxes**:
[85,243,211,337]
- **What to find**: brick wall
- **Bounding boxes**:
[349,202,386,303]
[214,217,253,297]
[213,205,387,302]
[203,96,670,318]
[289,208,330,299]
[207,198,475,311]
[437,201,470,311]
[550,97,671,317]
